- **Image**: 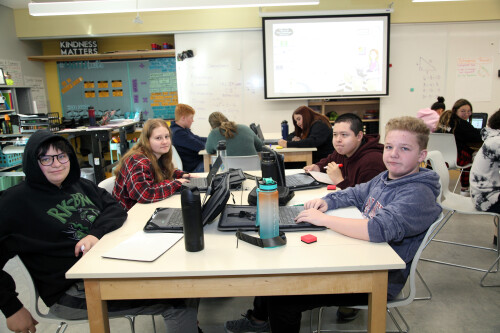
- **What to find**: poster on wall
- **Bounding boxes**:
[24,76,48,113]
[455,56,493,102]
[0,59,24,86]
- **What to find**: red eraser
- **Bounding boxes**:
[327,185,336,190]
[301,234,317,244]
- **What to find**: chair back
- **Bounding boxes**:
[98,176,116,194]
[426,150,451,201]
[171,145,183,170]
[211,155,261,171]
[428,133,458,169]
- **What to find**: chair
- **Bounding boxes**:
[422,151,499,287]
[98,176,116,194]
[427,133,472,192]
[211,155,261,171]
[312,213,444,333]
[171,145,183,170]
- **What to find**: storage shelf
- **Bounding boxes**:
[28,49,176,62]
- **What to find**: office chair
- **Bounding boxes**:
[311,213,444,333]
[427,133,472,193]
[211,155,261,171]
[97,176,116,194]
[171,145,183,170]
[421,151,499,287]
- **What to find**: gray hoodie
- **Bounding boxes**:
[322,168,442,299]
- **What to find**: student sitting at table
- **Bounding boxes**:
[170,103,207,172]
[113,118,191,210]
[277,105,334,163]
[205,111,263,156]
[0,130,199,333]
[266,116,442,333]
[303,113,386,189]
[416,96,446,132]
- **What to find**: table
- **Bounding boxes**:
[66,173,404,333]
[199,145,317,172]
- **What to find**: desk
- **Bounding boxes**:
[66,173,404,333]
[199,146,317,172]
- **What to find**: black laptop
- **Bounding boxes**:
[250,123,279,145]
[144,173,231,233]
[182,155,223,192]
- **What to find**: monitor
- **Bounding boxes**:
[470,113,488,130]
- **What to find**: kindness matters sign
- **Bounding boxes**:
[60,40,98,55]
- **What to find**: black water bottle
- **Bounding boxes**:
[261,152,282,186]
[181,187,204,252]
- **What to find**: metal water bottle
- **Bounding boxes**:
[256,178,279,240]
[181,187,204,252]
[281,120,289,140]
[88,106,96,127]
[217,140,227,172]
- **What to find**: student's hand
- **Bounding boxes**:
[303,164,320,172]
[325,162,344,185]
[291,136,301,142]
[75,235,99,257]
[182,173,191,179]
[176,178,191,184]
[304,198,328,211]
[295,208,329,226]
[277,139,288,148]
[7,307,38,333]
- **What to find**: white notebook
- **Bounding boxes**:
[308,171,335,185]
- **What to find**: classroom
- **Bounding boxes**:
[0,0,500,332]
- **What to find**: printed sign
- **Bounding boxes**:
[60,41,98,55]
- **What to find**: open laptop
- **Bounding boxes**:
[144,173,231,233]
[182,155,223,192]
[250,123,279,145]
[470,113,488,130]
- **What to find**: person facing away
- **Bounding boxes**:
[264,116,442,333]
[205,111,263,156]
[170,103,207,172]
[277,105,334,163]
[113,118,191,211]
[0,130,199,333]
[417,96,446,132]
[303,113,386,189]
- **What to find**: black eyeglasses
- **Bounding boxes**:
[38,153,70,166]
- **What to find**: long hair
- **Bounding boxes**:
[452,99,473,121]
[292,106,331,139]
[113,119,175,183]
[209,111,238,139]
[437,110,457,134]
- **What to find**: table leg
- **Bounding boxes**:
[84,280,110,333]
[367,271,388,333]
[203,154,211,172]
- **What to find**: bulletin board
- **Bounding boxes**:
[57,57,177,120]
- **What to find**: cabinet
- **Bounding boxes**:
[0,86,33,116]
[308,99,380,135]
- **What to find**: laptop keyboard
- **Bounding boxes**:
[187,177,207,188]
[156,209,184,227]
[286,174,314,187]
[279,206,304,225]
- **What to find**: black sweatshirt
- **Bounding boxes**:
[0,130,127,318]
[286,120,334,162]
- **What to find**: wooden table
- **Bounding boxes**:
[66,174,404,333]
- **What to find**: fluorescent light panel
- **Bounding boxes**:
[412,0,465,2]
[29,0,320,16]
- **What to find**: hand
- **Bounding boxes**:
[7,307,38,333]
[277,139,288,148]
[176,178,191,184]
[295,208,329,227]
[291,136,301,142]
[303,164,320,172]
[304,198,328,211]
[75,235,99,257]
[325,162,344,185]
[182,173,190,179]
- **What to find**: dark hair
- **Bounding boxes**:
[334,113,363,135]
[292,106,331,139]
[488,108,500,130]
[37,137,73,157]
[452,99,473,120]
[431,96,446,111]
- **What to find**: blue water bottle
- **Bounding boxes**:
[256,178,280,241]
[281,120,288,140]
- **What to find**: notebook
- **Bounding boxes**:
[144,173,231,233]
[217,204,326,232]
[250,123,279,145]
[182,155,222,192]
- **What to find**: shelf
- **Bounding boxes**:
[28,49,176,62]
[0,163,22,172]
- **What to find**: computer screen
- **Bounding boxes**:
[469,113,488,130]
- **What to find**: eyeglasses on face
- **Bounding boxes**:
[38,153,70,166]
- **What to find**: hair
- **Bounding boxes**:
[436,109,456,134]
[334,113,364,135]
[174,103,195,121]
[488,108,500,130]
[292,106,332,139]
[208,111,238,139]
[385,116,430,150]
[452,99,473,119]
[113,119,175,183]
[431,96,446,111]
[37,137,73,157]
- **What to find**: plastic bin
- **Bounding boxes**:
[80,167,95,183]
[0,152,22,167]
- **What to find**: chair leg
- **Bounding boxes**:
[151,315,157,333]
[55,322,68,333]
[414,269,432,301]
[480,254,500,287]
[453,169,463,193]
[124,315,136,333]
[387,308,409,333]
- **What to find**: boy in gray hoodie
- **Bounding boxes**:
[267,116,442,333]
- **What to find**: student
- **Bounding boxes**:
[170,103,207,172]
[417,96,446,132]
[265,116,442,333]
[277,105,334,163]
[436,99,483,196]
[113,118,191,210]
[0,130,199,333]
[303,113,386,189]
[205,111,263,155]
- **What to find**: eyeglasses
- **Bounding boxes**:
[38,153,70,166]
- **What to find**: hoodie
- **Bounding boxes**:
[470,127,500,211]
[417,108,440,132]
[0,130,127,318]
[322,168,442,299]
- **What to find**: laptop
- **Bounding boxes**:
[182,155,223,192]
[144,173,231,233]
[217,204,326,232]
[469,113,488,130]
[250,123,279,145]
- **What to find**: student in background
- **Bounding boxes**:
[205,112,263,155]
[267,117,442,333]
[113,118,191,210]
[170,104,207,172]
[277,105,334,163]
[417,96,446,132]
[436,99,483,196]
[303,113,386,189]
[0,130,199,333]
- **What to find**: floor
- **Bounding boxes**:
[1,171,499,333]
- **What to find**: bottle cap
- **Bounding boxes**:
[217,140,226,150]
[281,120,288,124]
[259,178,277,191]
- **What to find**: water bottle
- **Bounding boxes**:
[88,106,96,127]
[256,178,279,241]
[261,151,282,186]
[281,120,289,140]
[217,140,227,172]
[181,187,204,252]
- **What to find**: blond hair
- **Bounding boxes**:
[174,103,195,121]
[208,112,238,139]
[385,116,430,150]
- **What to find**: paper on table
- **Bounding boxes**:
[102,231,183,262]
[308,171,335,185]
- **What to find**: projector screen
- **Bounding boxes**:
[263,14,390,99]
